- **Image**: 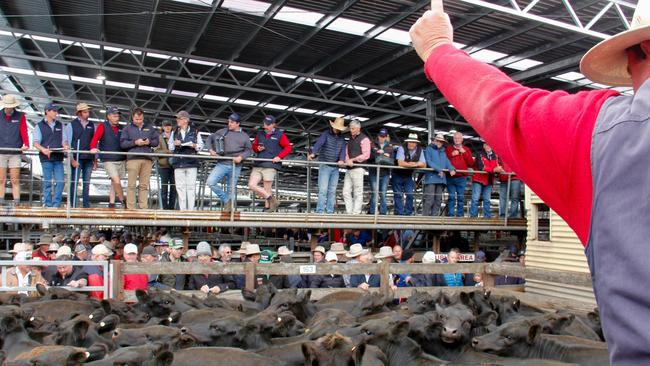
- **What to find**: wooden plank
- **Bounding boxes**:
[112,260,124,301]
[244,262,255,292]
[526,267,592,288]
[379,261,390,295]
[485,263,525,277]
[389,263,486,274]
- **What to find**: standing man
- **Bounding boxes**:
[309,117,347,214]
[392,133,426,216]
[0,94,29,206]
[342,120,371,215]
[410,1,650,363]
[423,134,456,216]
[368,128,394,215]
[155,120,176,210]
[65,103,95,208]
[469,143,499,218]
[120,108,159,209]
[206,113,252,212]
[90,107,125,208]
[249,115,291,212]
[33,103,69,208]
[169,111,203,211]
[445,132,474,217]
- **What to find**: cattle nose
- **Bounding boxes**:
[471,338,479,347]
[180,327,188,334]
[443,327,457,335]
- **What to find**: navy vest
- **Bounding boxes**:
[37,120,64,162]
[98,121,125,162]
[347,132,369,163]
[317,131,346,163]
[0,110,23,153]
[587,81,650,366]
[172,127,199,169]
[393,145,422,177]
[70,118,95,160]
[255,129,285,170]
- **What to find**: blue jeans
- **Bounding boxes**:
[70,160,93,208]
[470,182,493,218]
[446,176,467,217]
[368,173,390,215]
[159,167,176,210]
[42,160,64,208]
[315,164,339,214]
[392,174,414,216]
[206,163,242,203]
[499,179,522,218]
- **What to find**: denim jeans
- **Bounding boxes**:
[392,174,414,216]
[70,159,93,208]
[470,182,493,218]
[315,164,339,214]
[499,179,522,218]
[159,167,176,210]
[42,160,64,208]
[446,176,467,217]
[368,173,390,215]
[206,163,242,203]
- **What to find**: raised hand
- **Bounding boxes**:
[409,0,453,62]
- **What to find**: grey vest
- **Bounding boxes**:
[588,80,650,365]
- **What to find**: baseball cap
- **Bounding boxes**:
[228,113,241,123]
[169,238,184,249]
[74,244,87,253]
[142,246,158,256]
[106,106,120,115]
[260,249,276,263]
[263,115,276,124]
[378,128,388,136]
[45,103,61,111]
[186,249,197,258]
[162,120,173,127]
[124,243,138,254]
[325,251,338,262]
[175,111,190,120]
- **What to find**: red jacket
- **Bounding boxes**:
[472,152,498,186]
[32,249,49,261]
[445,145,474,177]
[124,274,148,291]
[425,44,618,244]
[88,272,105,300]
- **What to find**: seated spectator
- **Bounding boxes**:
[158,238,187,290]
[186,249,198,263]
[188,242,234,294]
[349,247,380,290]
[74,244,89,261]
[235,244,264,288]
[217,244,232,263]
[49,246,88,288]
[141,245,166,289]
[347,229,372,246]
[395,250,415,287]
[473,273,484,287]
[87,244,112,299]
[32,234,52,260]
[411,251,444,287]
[475,250,487,263]
[392,245,403,263]
[312,246,326,263]
[9,243,32,259]
[123,243,148,291]
[343,243,365,287]
[7,252,46,296]
[374,246,395,263]
[310,251,345,288]
[442,248,467,287]
[45,244,59,260]
[329,242,347,262]
[495,247,525,285]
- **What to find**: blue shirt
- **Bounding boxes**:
[395,146,426,165]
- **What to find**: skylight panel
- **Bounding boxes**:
[172,0,211,6]
[384,122,402,128]
[555,72,585,81]
[326,18,374,36]
[274,6,323,27]
[324,112,344,118]
[506,58,543,71]
[294,108,317,114]
[471,49,507,63]
[376,29,411,45]
[222,0,270,14]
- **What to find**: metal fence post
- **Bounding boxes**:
[306,162,311,213]
[373,165,380,224]
[230,159,236,221]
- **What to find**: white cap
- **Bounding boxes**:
[422,251,437,264]
[15,251,31,261]
[325,251,338,262]
[124,243,138,254]
[91,244,113,257]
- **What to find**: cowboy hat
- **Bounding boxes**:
[245,244,261,256]
[1,95,20,108]
[329,117,348,132]
[236,241,251,254]
[422,251,437,264]
[404,133,420,143]
[9,243,30,254]
[277,246,294,256]
[329,242,347,254]
[580,0,650,86]
[345,243,368,258]
[432,133,447,143]
[76,103,91,112]
[374,246,395,259]
[312,246,326,255]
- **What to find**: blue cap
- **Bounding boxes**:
[45,103,61,111]
[263,115,276,124]
[106,106,120,115]
[228,113,241,123]
[378,128,388,136]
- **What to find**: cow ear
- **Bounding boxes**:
[527,324,541,344]
[135,289,150,303]
[513,299,520,311]
[459,292,470,306]
[100,300,112,314]
[476,311,498,326]
[302,290,312,302]
[588,310,600,324]
[73,319,90,344]
[353,343,367,365]
[392,321,410,339]
[302,342,320,364]
[35,283,48,296]
[0,316,17,334]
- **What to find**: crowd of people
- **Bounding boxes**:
[3,227,525,298]
[0,95,522,217]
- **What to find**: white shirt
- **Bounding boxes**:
[16,269,31,295]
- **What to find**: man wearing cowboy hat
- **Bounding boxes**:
[0,94,29,206]
[90,106,126,208]
[423,133,456,216]
[64,103,96,208]
[34,103,69,208]
[32,234,53,261]
[410,0,650,362]
[348,244,381,290]
[392,133,426,216]
[309,116,347,214]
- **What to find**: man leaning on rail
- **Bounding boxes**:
[409,0,650,363]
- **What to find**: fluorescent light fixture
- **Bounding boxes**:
[274,6,322,27]
[229,65,260,73]
[294,108,317,114]
[222,0,270,14]
[384,122,402,128]
[344,85,368,91]
[171,89,199,97]
[471,49,507,63]
[409,96,426,101]
[356,117,369,122]
[506,58,543,71]
[147,52,173,60]
[106,80,136,89]
[188,59,219,67]
[35,71,69,80]
[0,66,34,76]
[81,42,101,49]
[138,85,167,93]
[324,112,344,118]
[326,18,374,36]
[71,75,104,85]
[203,94,229,102]
[99,110,106,113]
[265,103,289,110]
[96,72,106,81]
[376,29,411,45]
[312,78,333,85]
[270,71,297,79]
[233,99,259,106]
[555,71,585,81]
[30,35,59,43]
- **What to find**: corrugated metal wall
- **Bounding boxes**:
[524,187,596,305]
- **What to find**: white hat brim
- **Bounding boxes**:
[404,139,420,143]
[580,26,650,87]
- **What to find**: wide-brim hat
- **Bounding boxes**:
[329,242,347,254]
[55,246,73,259]
[433,134,447,143]
[278,246,294,256]
[345,243,368,258]
[374,246,395,259]
[329,117,348,132]
[91,244,113,257]
[404,133,420,144]
[1,94,20,108]
[312,246,326,255]
[245,244,261,256]
[10,243,29,254]
[38,234,53,246]
[236,241,251,254]
[580,0,650,86]
[76,103,91,112]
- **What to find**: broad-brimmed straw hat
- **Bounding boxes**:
[278,246,294,256]
[329,242,347,254]
[329,117,348,132]
[1,95,20,108]
[404,133,420,144]
[580,0,650,86]
[374,246,395,259]
[245,244,261,256]
[345,243,369,258]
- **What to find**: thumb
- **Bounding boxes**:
[431,0,444,13]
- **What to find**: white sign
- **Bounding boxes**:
[435,253,476,262]
[300,265,316,274]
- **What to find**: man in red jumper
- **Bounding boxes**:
[410,0,649,364]
[469,143,499,218]
[445,132,473,217]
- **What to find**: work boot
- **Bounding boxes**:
[268,196,280,212]
[223,200,232,213]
